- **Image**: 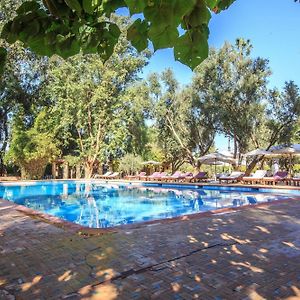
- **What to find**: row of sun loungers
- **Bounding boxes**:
[219,170,292,185]
[94,170,300,186]
[126,171,209,183]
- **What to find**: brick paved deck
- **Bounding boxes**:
[0,198,300,300]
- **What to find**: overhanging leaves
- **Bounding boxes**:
[174,26,209,69]
[0,0,236,70]
[127,19,148,52]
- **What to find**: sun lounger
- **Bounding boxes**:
[219,172,244,184]
[160,171,183,182]
[125,172,146,180]
[185,172,208,183]
[260,171,288,185]
[94,171,112,179]
[241,170,267,184]
[140,172,161,181]
[106,172,120,179]
[151,172,168,181]
[291,176,300,186]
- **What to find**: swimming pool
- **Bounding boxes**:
[0,181,299,228]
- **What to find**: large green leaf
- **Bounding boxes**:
[149,26,179,50]
[144,0,197,31]
[184,1,211,28]
[127,19,148,52]
[96,22,121,61]
[124,0,146,14]
[215,0,236,12]
[174,26,209,69]
[101,0,126,15]
[205,0,218,10]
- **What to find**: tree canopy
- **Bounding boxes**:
[43,18,150,178]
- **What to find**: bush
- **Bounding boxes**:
[5,110,60,180]
[118,154,143,175]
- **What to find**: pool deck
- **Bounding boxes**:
[0,186,300,299]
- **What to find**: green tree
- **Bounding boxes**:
[246,81,300,174]
[0,44,49,174]
[118,153,143,175]
[44,21,149,178]
[5,109,60,179]
[192,39,271,160]
[0,0,50,174]
[152,69,216,170]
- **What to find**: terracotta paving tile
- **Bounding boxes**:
[0,199,300,299]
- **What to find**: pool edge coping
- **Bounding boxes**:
[1,193,300,236]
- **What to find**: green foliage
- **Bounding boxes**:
[192,39,271,156]
[43,22,149,177]
[266,81,300,145]
[0,0,236,71]
[0,35,49,174]
[5,109,60,179]
[118,153,143,174]
[151,68,216,169]
[63,155,81,167]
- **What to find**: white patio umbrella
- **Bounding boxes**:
[269,144,300,156]
[198,152,237,180]
[244,149,272,157]
[141,160,161,165]
[269,144,300,175]
[198,152,237,164]
[218,150,234,158]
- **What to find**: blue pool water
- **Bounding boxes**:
[0,181,298,228]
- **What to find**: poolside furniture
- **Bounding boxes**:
[140,172,161,181]
[160,171,184,182]
[289,173,300,186]
[106,172,120,179]
[151,172,168,181]
[219,172,244,184]
[94,171,112,179]
[241,170,267,184]
[124,172,146,180]
[185,172,208,183]
[216,172,230,179]
[260,171,288,185]
[291,177,300,186]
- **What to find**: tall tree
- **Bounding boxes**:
[153,69,216,170]
[44,19,150,178]
[5,108,60,179]
[192,39,271,160]
[246,81,300,174]
[0,1,49,174]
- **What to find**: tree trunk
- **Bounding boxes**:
[245,156,264,176]
[63,162,69,179]
[84,163,94,179]
[76,165,81,179]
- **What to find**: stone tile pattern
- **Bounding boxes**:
[0,198,300,300]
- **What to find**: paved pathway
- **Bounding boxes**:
[0,199,300,300]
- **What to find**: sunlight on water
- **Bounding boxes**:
[0,181,293,228]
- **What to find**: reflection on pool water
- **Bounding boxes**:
[0,181,297,228]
